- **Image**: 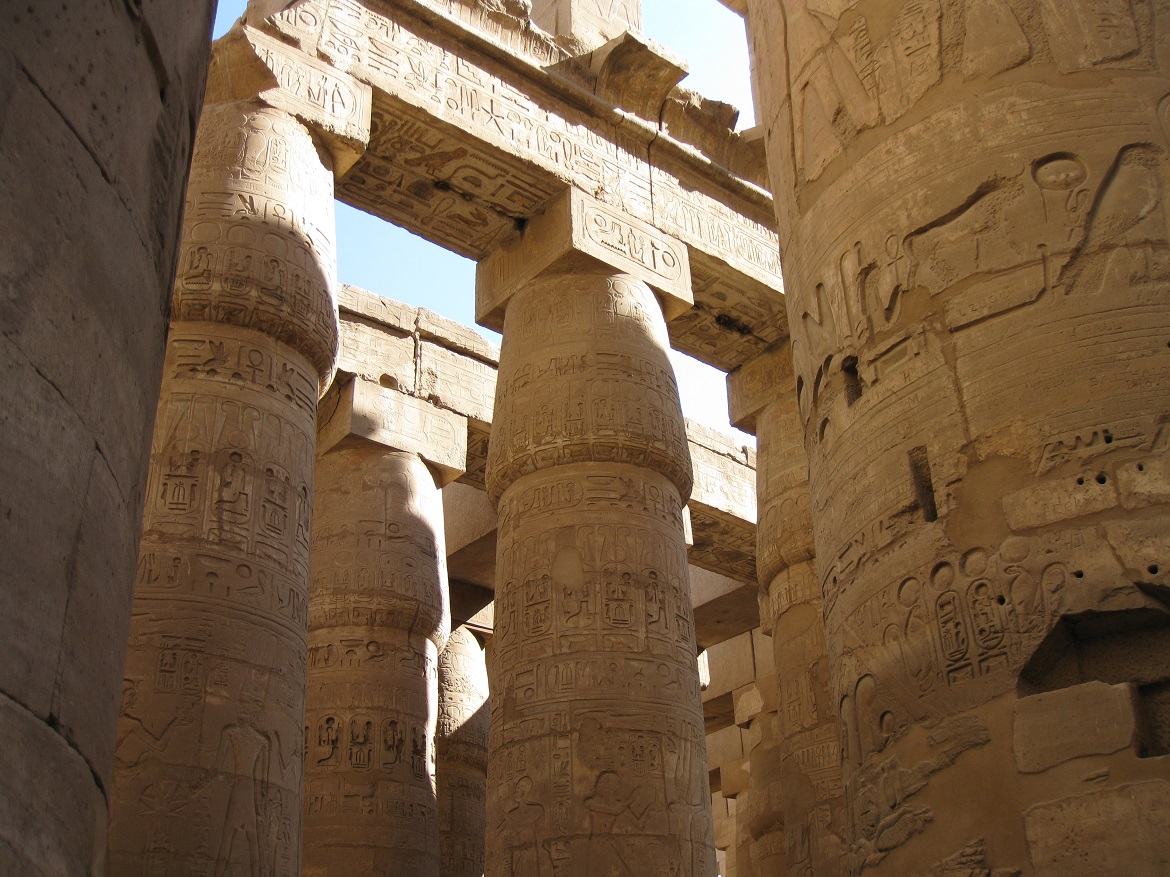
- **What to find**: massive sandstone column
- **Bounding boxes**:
[478,189,717,877]
[0,4,215,873]
[302,376,466,876]
[745,1,1170,874]
[108,29,370,875]
[730,344,846,876]
[437,625,491,877]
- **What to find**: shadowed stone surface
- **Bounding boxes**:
[0,2,215,872]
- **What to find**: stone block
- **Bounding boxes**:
[733,680,778,728]
[752,627,776,679]
[719,756,751,798]
[703,631,757,702]
[531,0,643,49]
[476,187,693,329]
[444,481,499,591]
[726,343,795,433]
[419,340,498,424]
[1014,681,1140,773]
[319,378,467,484]
[691,567,760,650]
[1024,781,1170,876]
[687,422,757,524]
[707,723,746,768]
[338,315,416,390]
[417,308,500,363]
[589,33,688,122]
[338,285,417,333]
[207,25,372,173]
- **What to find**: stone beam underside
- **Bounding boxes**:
[262,0,786,371]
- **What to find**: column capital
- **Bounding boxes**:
[205,24,372,174]
[726,340,796,434]
[475,187,694,330]
[319,376,468,485]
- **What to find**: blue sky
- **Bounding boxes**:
[211,1,757,444]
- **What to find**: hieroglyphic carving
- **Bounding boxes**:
[485,273,693,503]
[318,377,468,483]
[304,448,451,876]
[437,626,490,877]
[476,187,694,329]
[264,0,784,371]
[488,466,713,877]
[419,339,498,425]
[732,339,847,877]
[531,0,643,49]
[173,102,338,385]
[109,88,339,875]
[243,25,372,152]
[484,267,715,876]
[110,328,318,877]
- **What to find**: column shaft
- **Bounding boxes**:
[108,97,338,875]
[485,271,716,877]
[438,625,490,877]
[746,1,1170,873]
[303,447,449,875]
[0,4,215,873]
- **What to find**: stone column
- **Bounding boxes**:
[478,189,717,877]
[730,343,846,877]
[0,5,215,873]
[437,625,491,877]
[745,1,1170,873]
[107,29,370,875]
[303,377,466,876]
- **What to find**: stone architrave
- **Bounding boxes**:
[745,0,1170,872]
[0,4,216,873]
[437,625,491,877]
[107,31,369,874]
[730,342,846,877]
[303,377,464,876]
[478,187,717,877]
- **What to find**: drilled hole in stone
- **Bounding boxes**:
[1076,477,1086,485]
[1074,570,1085,579]
[996,595,1006,606]
[1096,472,1107,484]
[1138,463,1146,472]
[1150,565,1161,576]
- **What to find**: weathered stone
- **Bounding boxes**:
[532,0,643,50]
[264,0,782,371]
[1014,681,1140,774]
[484,262,715,875]
[108,66,342,872]
[1024,781,1170,876]
[0,2,214,869]
[437,626,490,877]
[730,339,846,876]
[319,377,468,485]
[747,0,1170,870]
[476,187,694,329]
[304,447,451,876]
